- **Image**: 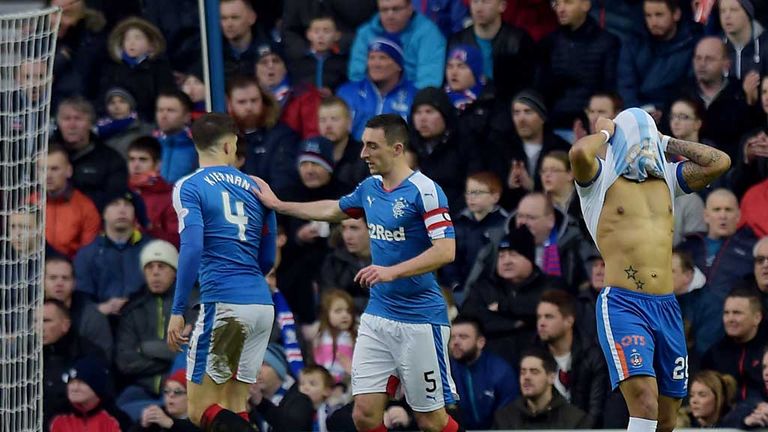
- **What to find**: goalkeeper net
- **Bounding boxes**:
[0,7,60,431]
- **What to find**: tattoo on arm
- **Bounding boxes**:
[624,265,644,290]
[665,137,731,191]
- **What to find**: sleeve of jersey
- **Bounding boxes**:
[337,179,365,219]
[419,184,455,240]
[171,182,204,315]
[258,210,277,274]
[672,161,693,195]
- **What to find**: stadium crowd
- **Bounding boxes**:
[11,0,768,430]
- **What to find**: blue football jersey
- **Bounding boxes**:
[339,172,455,325]
[173,166,273,307]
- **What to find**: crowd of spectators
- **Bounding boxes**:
[8,0,768,430]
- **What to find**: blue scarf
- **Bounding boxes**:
[273,290,304,377]
[96,114,136,139]
[446,83,484,111]
[270,77,292,107]
[121,50,149,68]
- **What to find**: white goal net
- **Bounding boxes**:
[0,7,60,432]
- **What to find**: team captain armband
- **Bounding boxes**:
[423,208,452,240]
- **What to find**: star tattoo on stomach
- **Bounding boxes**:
[624,265,644,290]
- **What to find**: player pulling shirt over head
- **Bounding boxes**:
[167,113,276,432]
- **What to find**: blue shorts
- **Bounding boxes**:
[596,287,688,398]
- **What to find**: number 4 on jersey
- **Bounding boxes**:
[222,191,248,241]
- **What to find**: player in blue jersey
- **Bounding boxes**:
[570,111,729,432]
[167,113,277,432]
[253,114,463,432]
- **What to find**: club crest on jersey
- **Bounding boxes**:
[630,350,643,368]
[392,197,407,218]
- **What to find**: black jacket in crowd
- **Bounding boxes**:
[332,137,369,195]
[288,51,349,91]
[732,126,768,199]
[100,57,177,122]
[449,23,537,101]
[537,16,620,129]
[462,267,567,365]
[701,325,768,402]
[241,122,301,198]
[532,329,610,428]
[251,385,315,432]
[52,9,108,105]
[317,247,372,313]
[493,390,590,430]
[57,133,129,210]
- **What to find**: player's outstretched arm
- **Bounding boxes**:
[355,238,455,287]
[251,176,348,222]
[663,135,731,191]
[569,117,612,184]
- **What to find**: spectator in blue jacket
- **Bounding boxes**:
[449,315,518,430]
[411,0,468,38]
[618,0,698,117]
[337,36,417,140]
[152,90,197,184]
[348,0,446,89]
[74,190,152,320]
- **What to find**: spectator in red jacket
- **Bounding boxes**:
[45,144,101,259]
[49,356,130,432]
[739,178,768,237]
[127,137,179,247]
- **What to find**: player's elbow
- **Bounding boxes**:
[435,239,455,265]
[715,151,731,176]
[568,142,591,165]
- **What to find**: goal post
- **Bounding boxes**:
[0,6,60,432]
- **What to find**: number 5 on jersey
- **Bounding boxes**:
[222,191,248,241]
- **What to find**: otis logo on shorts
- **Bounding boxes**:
[368,224,406,241]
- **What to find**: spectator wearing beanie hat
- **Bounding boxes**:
[74,189,152,316]
[444,44,487,111]
[114,239,195,423]
[462,225,567,366]
[348,0,447,89]
[96,87,154,159]
[132,369,200,431]
[485,89,570,210]
[337,35,417,140]
[49,355,131,432]
[409,86,483,215]
[278,137,343,325]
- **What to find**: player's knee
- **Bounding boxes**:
[657,416,675,432]
[414,410,448,432]
[622,381,658,418]
[352,400,382,430]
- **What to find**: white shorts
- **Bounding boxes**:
[351,314,458,412]
[187,302,274,385]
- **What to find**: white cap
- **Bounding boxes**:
[140,239,178,271]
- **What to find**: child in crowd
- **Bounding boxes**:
[313,289,356,384]
[288,14,348,96]
[444,44,486,111]
[101,17,175,121]
[96,87,153,158]
[133,369,199,431]
[298,365,334,432]
[180,65,206,121]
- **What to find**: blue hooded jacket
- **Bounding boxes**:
[336,77,417,140]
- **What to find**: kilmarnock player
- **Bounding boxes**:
[253,114,463,432]
[569,109,729,432]
[167,113,277,432]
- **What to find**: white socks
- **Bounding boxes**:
[627,417,658,432]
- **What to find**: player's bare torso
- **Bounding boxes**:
[596,176,675,295]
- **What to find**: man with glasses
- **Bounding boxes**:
[348,0,446,88]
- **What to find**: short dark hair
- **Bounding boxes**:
[672,248,694,273]
[191,113,238,151]
[726,287,763,314]
[365,114,409,149]
[319,95,351,118]
[226,75,260,98]
[44,298,71,320]
[157,88,193,114]
[301,365,334,389]
[452,315,485,337]
[644,0,680,11]
[47,142,69,159]
[45,255,74,273]
[309,13,337,27]
[539,289,576,318]
[671,96,706,121]
[127,136,162,162]
[520,346,557,373]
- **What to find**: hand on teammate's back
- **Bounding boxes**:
[250,176,279,209]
